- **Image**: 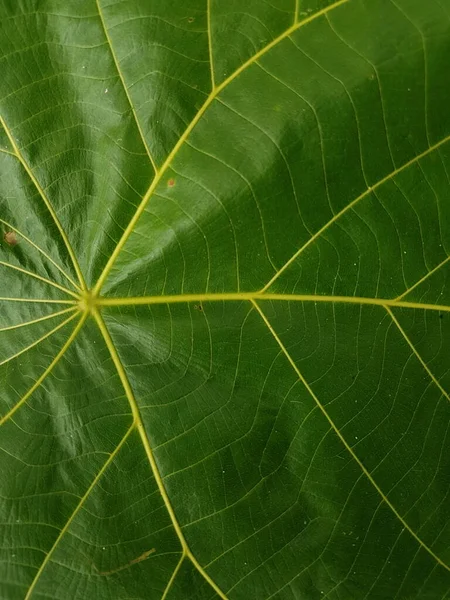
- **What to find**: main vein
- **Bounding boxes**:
[261,133,450,292]
[251,299,450,572]
[24,424,135,599]
[0,311,78,369]
[95,0,158,174]
[92,308,229,599]
[0,117,86,291]
[0,218,81,292]
[92,0,349,296]
[0,313,86,427]
[0,306,76,333]
[96,292,450,314]
[0,260,79,299]
[385,306,450,403]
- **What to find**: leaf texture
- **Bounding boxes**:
[1,1,450,598]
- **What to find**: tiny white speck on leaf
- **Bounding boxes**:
[104,88,109,94]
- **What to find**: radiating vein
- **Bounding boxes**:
[96,0,158,173]
[0,260,79,299]
[92,308,229,600]
[385,306,450,403]
[251,299,450,572]
[0,306,76,333]
[0,297,77,305]
[0,116,86,291]
[0,218,81,292]
[0,311,78,367]
[0,313,86,427]
[92,0,349,295]
[261,134,450,292]
[24,424,134,600]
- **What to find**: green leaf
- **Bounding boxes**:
[1,1,450,598]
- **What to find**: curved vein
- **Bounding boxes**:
[385,306,450,403]
[92,0,349,295]
[0,116,86,291]
[0,311,79,368]
[0,313,86,427]
[0,306,76,333]
[92,308,229,600]
[0,217,81,292]
[251,299,450,572]
[24,424,134,600]
[0,260,79,299]
[96,0,158,173]
[96,292,450,314]
[261,133,450,292]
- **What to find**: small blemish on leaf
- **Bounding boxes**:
[439,313,444,319]
[4,231,18,246]
[188,16,195,23]
[167,178,175,187]
[94,548,155,576]
[194,304,203,311]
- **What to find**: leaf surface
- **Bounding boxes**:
[1,1,450,598]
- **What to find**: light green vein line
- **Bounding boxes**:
[395,254,450,301]
[0,311,79,367]
[24,424,134,600]
[251,299,450,572]
[0,217,81,292]
[95,292,450,314]
[0,313,86,427]
[0,260,79,299]
[161,554,185,600]
[96,0,158,174]
[0,307,76,333]
[207,0,216,90]
[0,116,86,291]
[93,308,229,600]
[92,0,349,296]
[385,306,450,403]
[0,147,16,156]
[294,0,300,23]
[0,297,77,305]
[261,133,450,292]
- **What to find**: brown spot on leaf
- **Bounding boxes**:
[167,178,175,187]
[4,231,18,246]
[188,16,195,23]
[194,304,203,311]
